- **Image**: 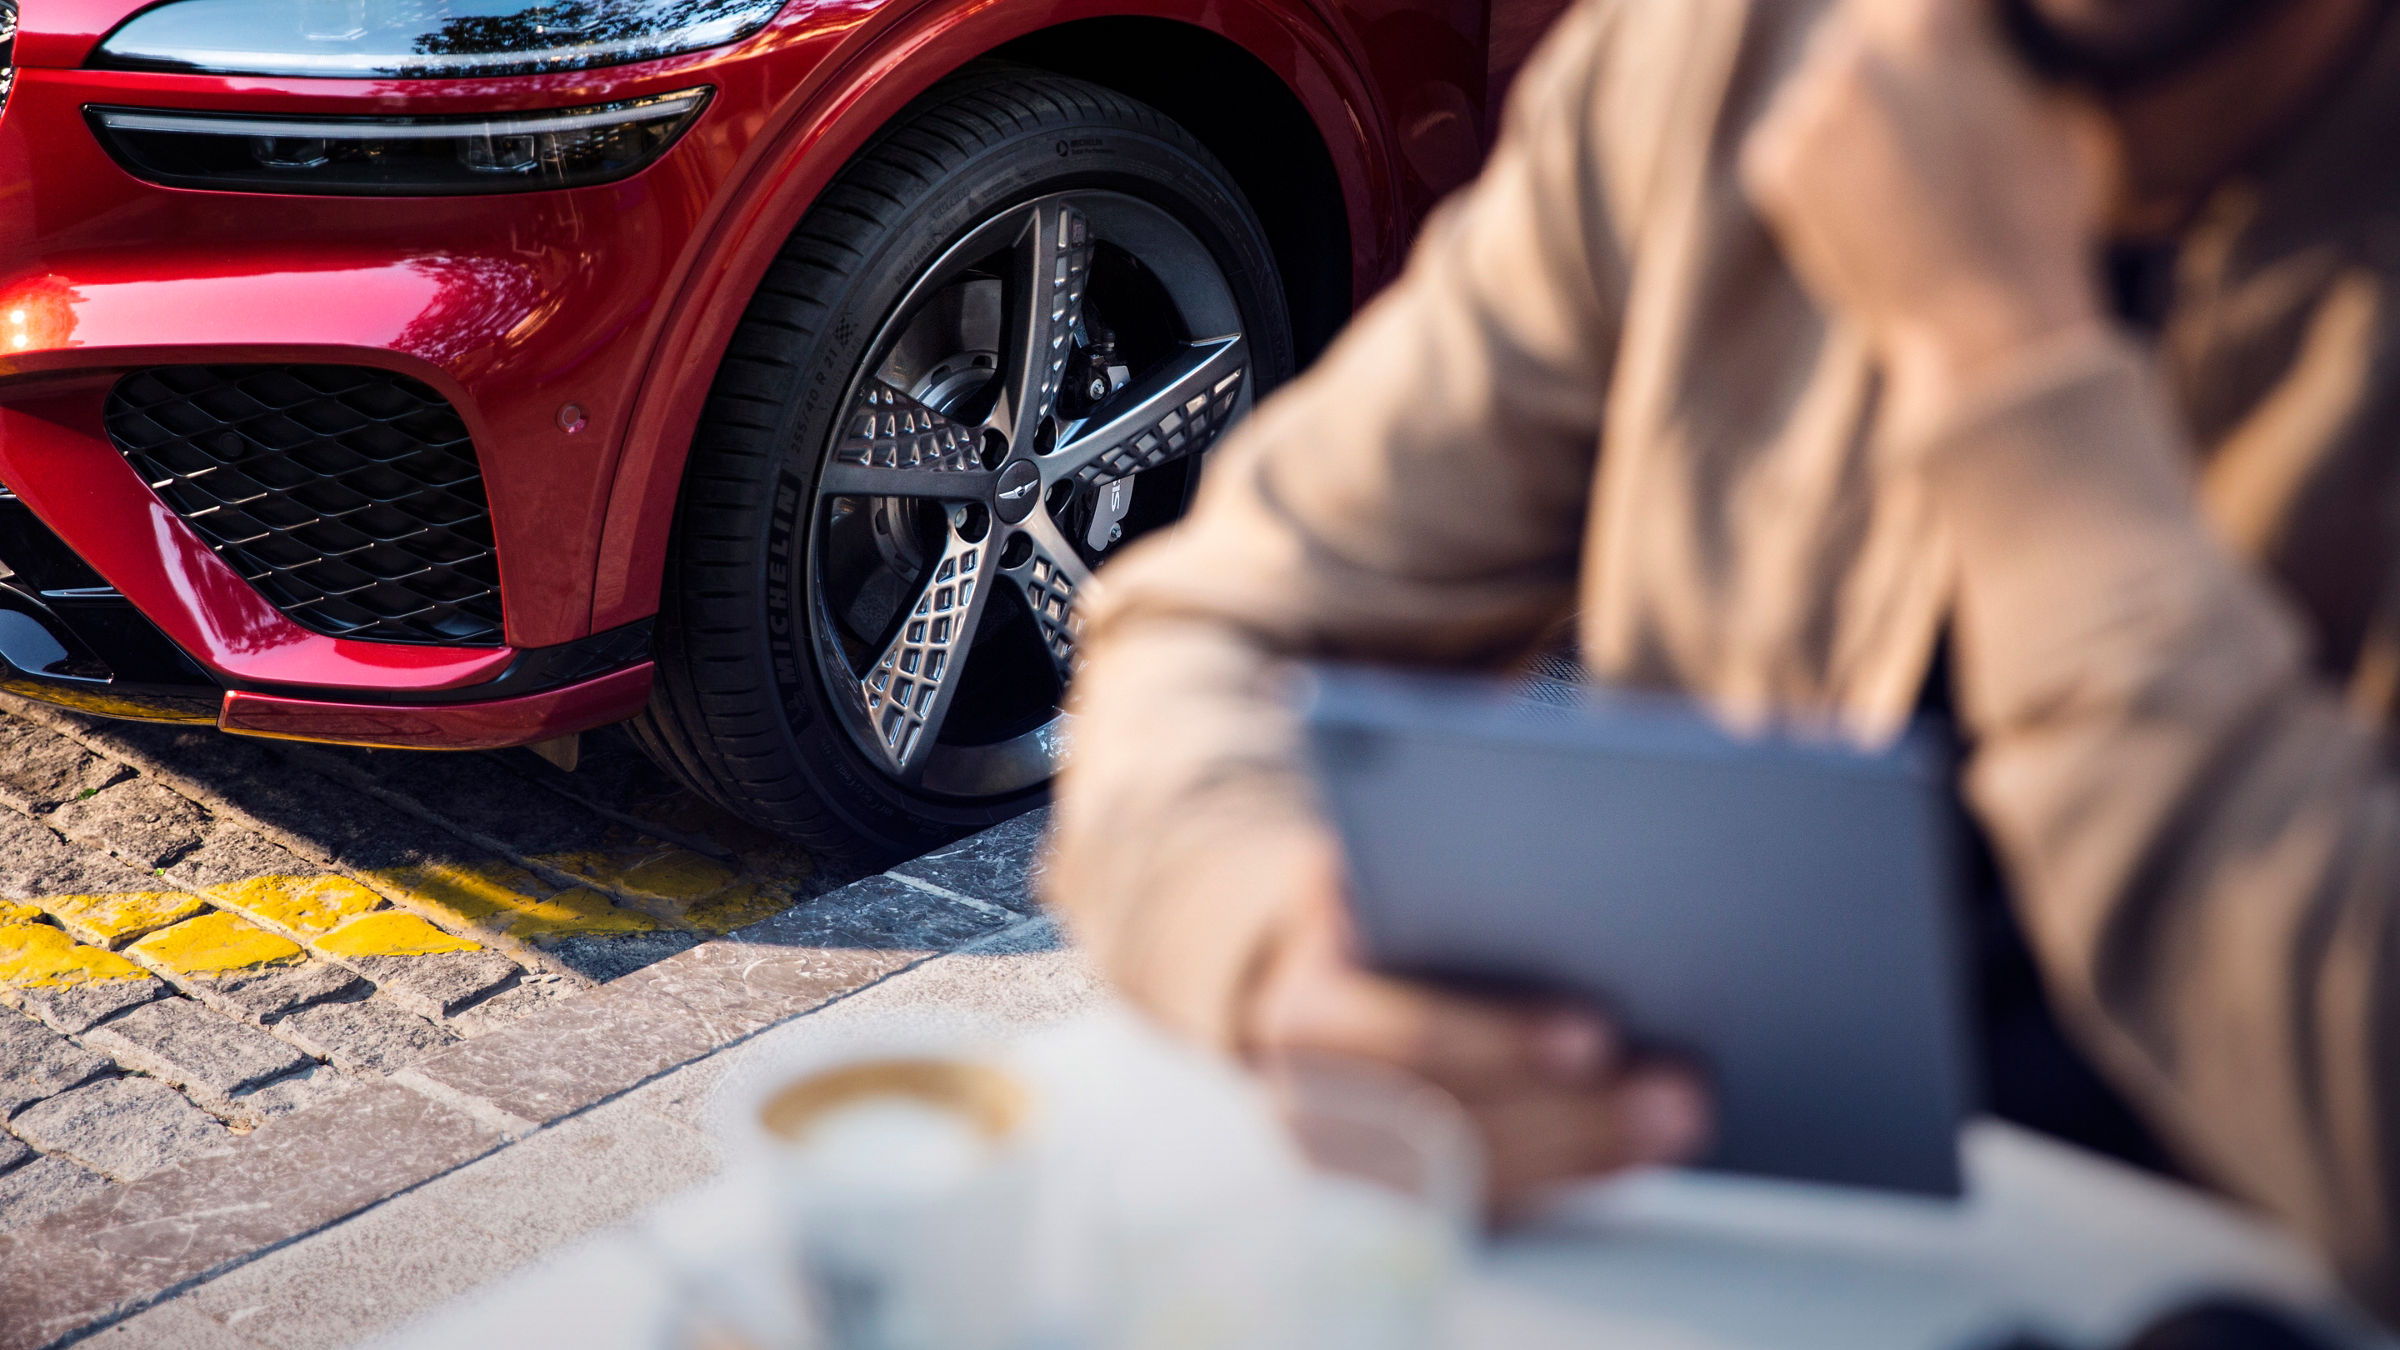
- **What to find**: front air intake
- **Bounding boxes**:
[104,365,506,646]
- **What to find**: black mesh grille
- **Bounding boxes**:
[105,365,505,646]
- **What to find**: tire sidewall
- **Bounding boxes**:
[735,90,1294,857]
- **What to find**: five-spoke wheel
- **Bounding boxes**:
[816,193,1249,796]
[636,69,1292,860]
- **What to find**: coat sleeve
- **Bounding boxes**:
[1040,0,1652,1046]
[1917,327,2400,1310]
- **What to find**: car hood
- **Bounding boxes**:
[20,0,170,68]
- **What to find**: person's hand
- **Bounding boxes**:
[1740,0,2117,437]
[1237,848,1711,1208]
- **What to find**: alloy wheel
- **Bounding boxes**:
[804,190,1250,799]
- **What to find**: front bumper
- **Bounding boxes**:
[0,608,656,750]
[0,479,658,743]
[0,11,835,747]
[0,361,662,748]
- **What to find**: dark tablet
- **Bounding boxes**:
[1304,664,1977,1196]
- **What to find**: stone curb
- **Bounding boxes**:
[0,811,1047,1350]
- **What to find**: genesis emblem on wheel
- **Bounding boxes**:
[635,68,1295,862]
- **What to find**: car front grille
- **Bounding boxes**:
[104,365,506,646]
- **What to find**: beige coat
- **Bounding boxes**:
[1044,0,2400,1305]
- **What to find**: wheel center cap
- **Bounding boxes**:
[993,458,1042,524]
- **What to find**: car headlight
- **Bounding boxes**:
[90,0,785,79]
[87,87,711,194]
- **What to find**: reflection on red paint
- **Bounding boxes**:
[395,254,546,371]
[1,277,84,355]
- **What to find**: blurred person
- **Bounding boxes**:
[1042,0,2400,1312]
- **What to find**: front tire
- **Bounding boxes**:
[634,66,1294,863]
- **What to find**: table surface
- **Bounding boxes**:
[369,1032,2370,1350]
[1458,1120,2349,1350]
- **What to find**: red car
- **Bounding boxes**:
[0,0,1560,860]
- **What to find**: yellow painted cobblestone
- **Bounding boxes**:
[681,883,793,935]
[129,910,307,976]
[366,860,658,942]
[38,892,208,948]
[10,858,682,983]
[365,862,521,929]
[0,705,828,1032]
[0,921,150,987]
[619,793,817,891]
[314,910,484,958]
[537,800,808,935]
[540,844,785,933]
[205,874,386,938]
[551,844,738,904]
[503,885,662,940]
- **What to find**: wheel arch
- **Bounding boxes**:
[589,0,1399,634]
[992,17,1353,366]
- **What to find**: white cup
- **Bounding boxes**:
[759,1058,1040,1350]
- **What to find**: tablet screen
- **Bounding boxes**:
[1304,664,1977,1195]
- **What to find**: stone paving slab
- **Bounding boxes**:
[126,911,303,975]
[0,814,158,919]
[269,998,455,1078]
[77,1300,261,1350]
[147,955,365,1029]
[81,999,312,1109]
[0,1012,111,1117]
[0,1159,112,1236]
[169,1093,722,1350]
[533,930,699,983]
[0,791,1051,1350]
[334,948,522,1022]
[394,983,724,1130]
[612,932,918,1046]
[172,838,320,897]
[443,734,823,909]
[48,782,212,872]
[9,1078,234,1184]
[219,1068,355,1131]
[0,687,1047,1345]
[888,808,1051,915]
[771,872,1017,946]
[0,1084,505,1350]
[0,720,131,816]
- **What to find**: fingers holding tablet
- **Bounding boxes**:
[1236,853,1715,1206]
[1471,1071,1713,1206]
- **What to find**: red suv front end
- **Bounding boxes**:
[0,0,1531,857]
[0,0,869,747]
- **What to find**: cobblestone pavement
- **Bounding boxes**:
[78,914,1091,1350]
[0,689,1050,1349]
[0,694,840,1241]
